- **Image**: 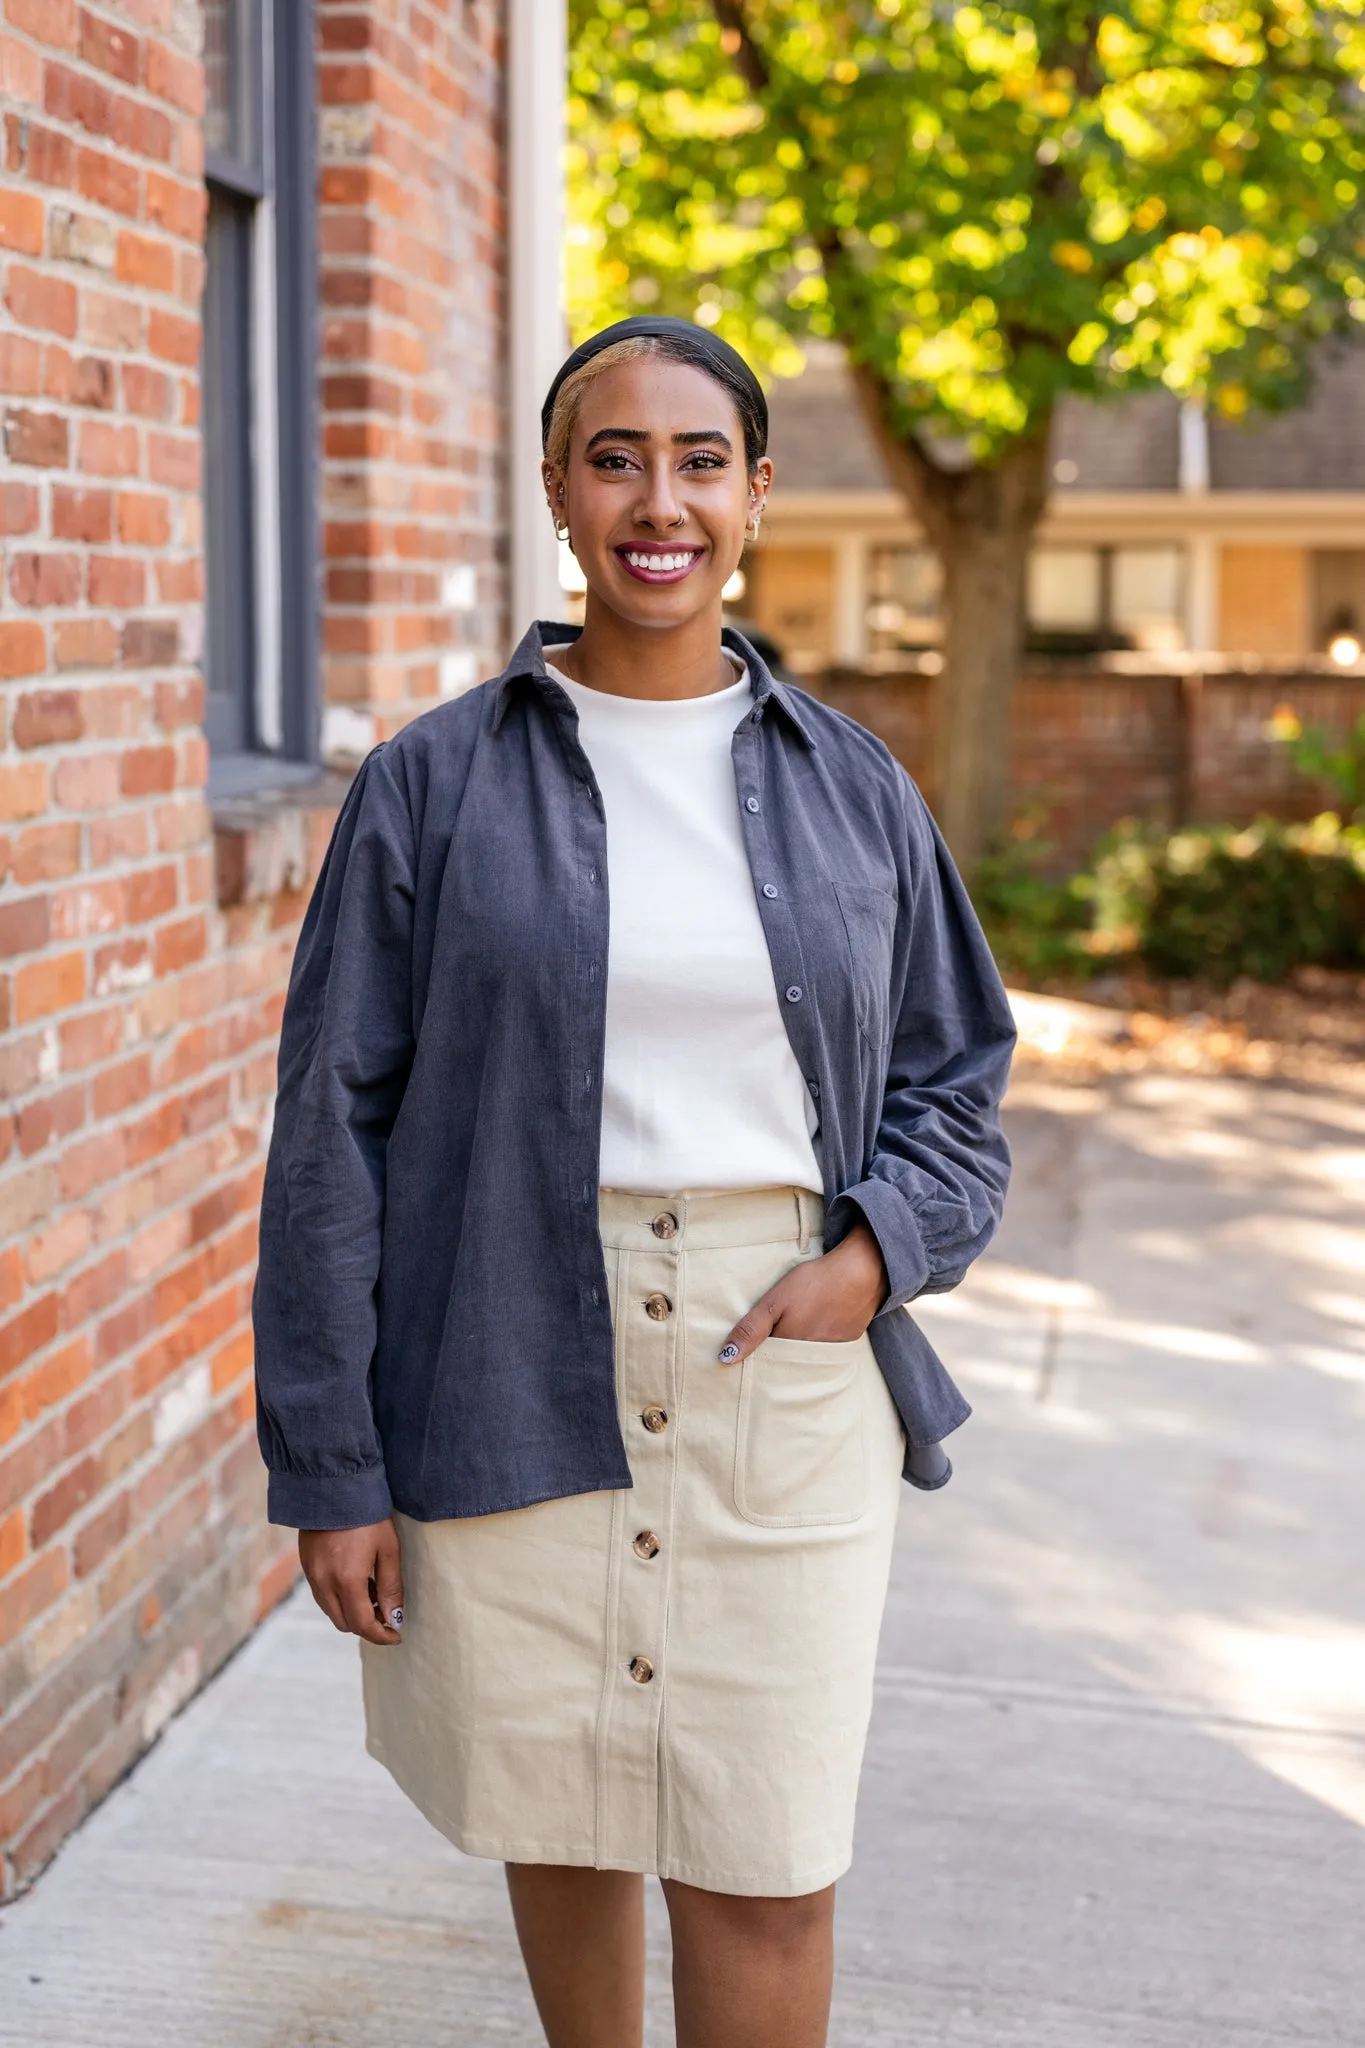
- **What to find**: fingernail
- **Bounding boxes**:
[717,1344,740,1364]
[389,1607,403,1628]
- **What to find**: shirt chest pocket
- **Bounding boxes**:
[833,882,898,1045]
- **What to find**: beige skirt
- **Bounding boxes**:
[362,1186,905,1897]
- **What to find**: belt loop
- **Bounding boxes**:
[794,1188,810,1256]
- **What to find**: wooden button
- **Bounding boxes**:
[628,1656,654,1684]
[633,1530,660,1560]
[641,1407,668,1433]
[644,1293,672,1321]
[651,1212,678,1239]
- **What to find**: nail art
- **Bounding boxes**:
[717,1344,740,1364]
[389,1607,403,1628]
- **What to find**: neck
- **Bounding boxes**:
[553,593,735,700]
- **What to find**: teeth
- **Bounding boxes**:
[625,550,694,571]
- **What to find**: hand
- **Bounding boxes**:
[717,1221,888,1365]
[299,1519,405,1647]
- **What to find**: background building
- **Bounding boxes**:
[0,0,561,1894]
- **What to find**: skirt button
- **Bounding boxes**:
[641,1406,668,1433]
[628,1656,654,1684]
[633,1530,660,1560]
[651,1211,678,1239]
[644,1293,672,1321]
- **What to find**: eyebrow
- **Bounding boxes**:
[584,427,734,452]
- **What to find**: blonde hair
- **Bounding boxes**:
[542,336,658,473]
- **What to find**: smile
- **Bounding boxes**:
[615,547,703,584]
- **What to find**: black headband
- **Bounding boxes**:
[540,316,767,454]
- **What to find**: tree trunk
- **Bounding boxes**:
[840,357,1051,880]
[933,435,1050,876]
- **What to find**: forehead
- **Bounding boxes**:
[571,354,742,444]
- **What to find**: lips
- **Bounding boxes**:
[614,545,703,585]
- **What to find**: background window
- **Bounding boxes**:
[1028,545,1186,653]
[866,546,943,651]
[202,0,318,787]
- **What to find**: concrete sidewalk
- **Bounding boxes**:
[2,1070,1363,2045]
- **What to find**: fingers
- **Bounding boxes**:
[298,1522,404,1647]
[372,1521,405,1634]
[717,1289,784,1366]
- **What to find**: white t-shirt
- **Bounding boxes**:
[545,655,822,1195]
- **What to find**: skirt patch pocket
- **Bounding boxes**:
[734,1335,870,1529]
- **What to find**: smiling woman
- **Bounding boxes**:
[253,315,1016,2048]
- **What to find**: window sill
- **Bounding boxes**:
[210,755,352,911]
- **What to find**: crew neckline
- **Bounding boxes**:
[544,648,749,712]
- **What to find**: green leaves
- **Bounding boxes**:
[567,1,1365,455]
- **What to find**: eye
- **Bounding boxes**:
[682,451,727,471]
[590,451,638,472]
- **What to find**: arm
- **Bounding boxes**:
[252,744,417,1535]
[825,773,1016,1306]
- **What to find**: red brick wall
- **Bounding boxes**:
[815,665,1365,865]
[0,1,509,1897]
[316,0,506,757]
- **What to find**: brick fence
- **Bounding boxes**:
[0,1,506,1896]
[815,662,1365,866]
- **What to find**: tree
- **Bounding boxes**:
[567,1,1365,872]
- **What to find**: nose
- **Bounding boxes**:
[634,455,685,530]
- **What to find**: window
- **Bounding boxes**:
[865,546,943,652]
[202,0,318,787]
[1028,545,1185,654]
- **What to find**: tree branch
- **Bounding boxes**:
[709,0,770,95]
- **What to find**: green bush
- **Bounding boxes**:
[1090,815,1365,986]
[971,812,1094,980]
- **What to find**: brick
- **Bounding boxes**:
[146,429,197,488]
[59,1128,124,1203]
[121,362,171,419]
[144,39,201,117]
[155,556,200,603]
[15,950,84,1023]
[73,1489,130,1577]
[116,491,170,547]
[52,485,113,542]
[120,617,177,667]
[0,31,43,102]
[154,915,206,977]
[59,1246,127,1333]
[143,168,202,241]
[48,206,115,269]
[31,1456,100,1548]
[11,117,74,188]
[43,345,114,409]
[79,9,139,85]
[82,286,142,351]
[0,479,40,532]
[7,0,78,48]
[17,1080,84,1153]
[0,185,44,255]
[0,1547,68,1653]
[13,690,84,748]
[0,330,43,393]
[51,876,122,939]
[54,617,118,670]
[0,1293,59,1380]
[91,1053,149,1120]
[5,262,77,337]
[87,554,146,608]
[147,307,197,365]
[4,407,68,465]
[75,145,140,218]
[0,1505,26,1581]
[0,895,50,958]
[21,1333,92,1420]
[123,863,176,923]
[27,1209,92,1286]
[10,553,81,607]
[0,621,48,678]
[114,228,173,293]
[78,418,138,476]
[13,822,81,885]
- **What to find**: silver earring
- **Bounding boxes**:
[744,514,762,541]
[554,518,570,543]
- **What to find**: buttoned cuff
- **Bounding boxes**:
[826,1177,932,1314]
[267,1463,394,1531]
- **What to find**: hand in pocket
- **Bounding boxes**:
[717,1220,887,1364]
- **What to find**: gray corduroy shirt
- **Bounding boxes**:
[253,624,1016,1528]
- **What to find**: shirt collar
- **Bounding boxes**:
[490,620,817,749]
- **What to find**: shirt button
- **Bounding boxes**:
[745,795,760,813]
[651,1211,678,1240]
[641,1406,669,1433]
[644,1292,672,1321]
[628,1656,654,1685]
[762,883,778,899]
[633,1530,660,1560]
[807,1077,820,1096]
[785,985,803,1003]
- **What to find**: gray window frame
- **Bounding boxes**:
[202,0,320,787]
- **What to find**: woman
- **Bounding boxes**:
[254,315,1015,2048]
